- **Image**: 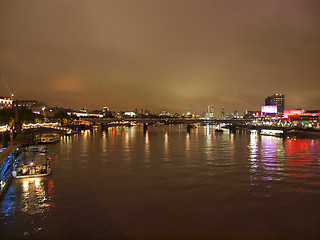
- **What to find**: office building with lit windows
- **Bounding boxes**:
[265,94,285,116]
[206,105,215,118]
[0,96,12,109]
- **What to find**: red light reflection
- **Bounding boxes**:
[47,179,55,210]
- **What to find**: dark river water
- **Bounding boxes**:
[1,125,320,240]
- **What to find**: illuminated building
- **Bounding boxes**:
[103,107,110,112]
[288,111,320,120]
[186,110,192,118]
[283,109,303,119]
[265,94,285,116]
[245,110,261,118]
[103,107,113,117]
[206,105,215,118]
[13,100,47,115]
[261,105,277,117]
[160,110,174,117]
[73,108,104,118]
[287,110,320,129]
[123,111,137,117]
[0,96,12,109]
[233,110,239,118]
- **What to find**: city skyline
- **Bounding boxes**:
[0,90,315,117]
[1,0,320,114]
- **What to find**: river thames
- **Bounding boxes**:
[1,125,320,239]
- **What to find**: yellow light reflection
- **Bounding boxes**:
[229,132,235,163]
[144,132,150,163]
[101,131,107,155]
[23,180,29,192]
[185,133,190,158]
[204,125,213,163]
[35,178,40,187]
[164,132,169,162]
[122,128,132,165]
[21,178,50,214]
[83,130,90,138]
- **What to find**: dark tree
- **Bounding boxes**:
[53,111,71,123]
[0,108,14,125]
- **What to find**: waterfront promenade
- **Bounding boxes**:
[0,144,20,198]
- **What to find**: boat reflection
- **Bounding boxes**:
[20,178,54,214]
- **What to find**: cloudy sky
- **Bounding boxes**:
[0,0,319,114]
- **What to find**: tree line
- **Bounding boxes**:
[0,107,76,126]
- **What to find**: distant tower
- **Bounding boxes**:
[265,94,285,116]
[221,107,226,119]
[207,105,215,118]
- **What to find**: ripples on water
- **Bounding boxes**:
[1,125,320,239]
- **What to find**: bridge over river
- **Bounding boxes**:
[84,117,253,125]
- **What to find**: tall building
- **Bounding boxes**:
[265,94,285,116]
[221,107,226,119]
[206,105,215,118]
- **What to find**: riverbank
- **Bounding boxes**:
[0,144,20,198]
[223,124,320,138]
[285,129,320,138]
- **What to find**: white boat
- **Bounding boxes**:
[12,152,52,179]
[260,129,283,137]
[39,133,60,143]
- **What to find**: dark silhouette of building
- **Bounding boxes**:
[265,94,285,116]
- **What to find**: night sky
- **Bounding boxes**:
[1,0,320,114]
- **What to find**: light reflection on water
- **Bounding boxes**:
[248,131,320,196]
[1,125,320,239]
[21,178,50,215]
[144,131,150,164]
[1,177,55,238]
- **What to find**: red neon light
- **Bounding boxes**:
[288,113,320,118]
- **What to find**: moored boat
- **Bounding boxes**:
[260,129,283,137]
[12,151,52,179]
[26,145,47,153]
[39,133,60,143]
